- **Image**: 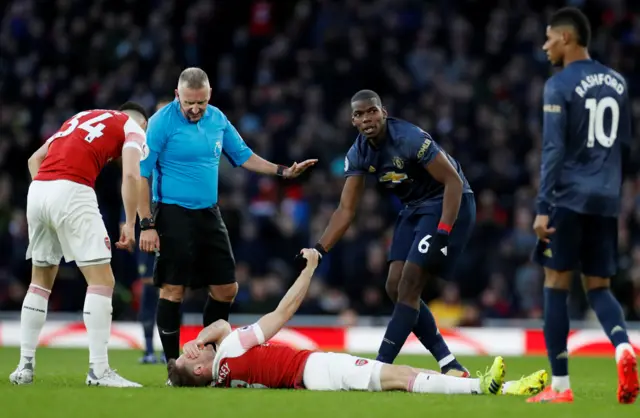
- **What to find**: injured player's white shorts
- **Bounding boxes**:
[302,352,383,391]
[26,180,112,267]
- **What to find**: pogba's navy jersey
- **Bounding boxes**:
[344,117,472,208]
[537,59,631,217]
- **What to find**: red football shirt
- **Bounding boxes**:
[212,324,313,389]
[35,109,147,188]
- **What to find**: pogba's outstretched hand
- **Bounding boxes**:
[294,244,326,273]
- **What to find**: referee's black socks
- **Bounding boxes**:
[203,296,231,327]
[156,298,182,361]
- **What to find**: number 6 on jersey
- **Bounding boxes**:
[418,234,431,254]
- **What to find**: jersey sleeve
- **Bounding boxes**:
[222,116,253,167]
[237,324,266,349]
[122,117,149,160]
[537,78,567,215]
[140,114,167,178]
[410,130,440,166]
[344,144,366,177]
[211,324,266,383]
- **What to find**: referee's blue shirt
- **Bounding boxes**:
[140,99,253,210]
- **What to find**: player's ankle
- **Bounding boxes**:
[90,362,110,377]
[615,342,635,362]
[440,357,462,372]
[551,375,570,392]
[18,354,35,369]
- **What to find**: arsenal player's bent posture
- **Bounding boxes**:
[168,250,547,396]
[10,102,149,388]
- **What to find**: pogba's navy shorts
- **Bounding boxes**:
[388,193,475,279]
[533,206,618,278]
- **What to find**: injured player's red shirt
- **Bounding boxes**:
[212,324,313,389]
[36,109,147,188]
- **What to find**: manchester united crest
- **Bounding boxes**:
[392,156,404,169]
[104,237,111,250]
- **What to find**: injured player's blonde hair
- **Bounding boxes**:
[167,359,206,387]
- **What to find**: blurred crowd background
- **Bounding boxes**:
[1,0,640,326]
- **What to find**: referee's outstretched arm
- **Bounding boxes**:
[240,153,318,179]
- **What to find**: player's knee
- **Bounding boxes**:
[385,262,403,302]
[379,364,415,391]
[79,262,115,287]
[582,276,609,291]
[209,282,238,303]
[160,285,185,302]
[397,262,425,300]
[30,265,57,291]
[543,268,572,290]
[396,276,423,307]
[385,278,399,302]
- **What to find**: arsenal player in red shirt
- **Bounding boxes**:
[10,102,149,388]
[168,250,548,396]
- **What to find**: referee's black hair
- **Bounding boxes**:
[118,101,149,121]
[350,89,382,106]
[549,7,591,48]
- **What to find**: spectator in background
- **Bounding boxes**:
[0,0,639,324]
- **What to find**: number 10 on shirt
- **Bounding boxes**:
[585,97,619,148]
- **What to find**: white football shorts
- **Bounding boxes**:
[26,180,112,267]
[302,352,383,392]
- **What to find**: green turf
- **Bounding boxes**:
[0,348,637,418]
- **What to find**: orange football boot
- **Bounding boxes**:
[617,350,639,404]
[526,386,574,403]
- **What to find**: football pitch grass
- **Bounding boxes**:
[0,348,637,418]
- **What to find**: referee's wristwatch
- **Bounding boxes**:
[140,217,155,231]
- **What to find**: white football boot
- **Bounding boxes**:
[86,368,142,387]
[9,363,34,385]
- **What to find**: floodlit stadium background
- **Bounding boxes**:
[0,0,639,355]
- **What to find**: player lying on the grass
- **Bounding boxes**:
[167,249,547,395]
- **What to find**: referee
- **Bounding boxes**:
[137,68,316,369]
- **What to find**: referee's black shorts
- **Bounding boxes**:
[153,203,235,289]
